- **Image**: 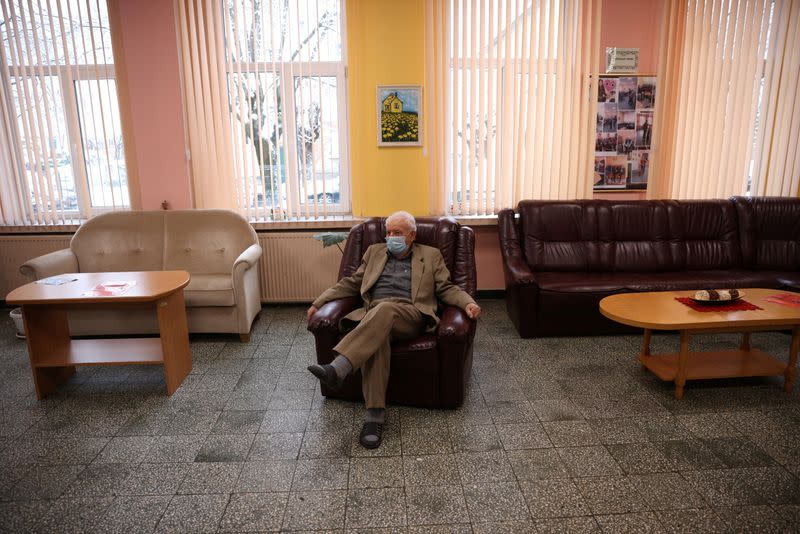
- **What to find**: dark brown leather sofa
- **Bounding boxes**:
[499,196,800,338]
[307,217,477,408]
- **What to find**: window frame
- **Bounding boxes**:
[224,0,350,221]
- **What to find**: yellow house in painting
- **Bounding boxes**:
[382,92,403,113]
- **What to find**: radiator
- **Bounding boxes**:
[0,233,341,303]
[257,232,341,302]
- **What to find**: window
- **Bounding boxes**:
[0,0,128,225]
[223,0,348,220]
[426,0,599,216]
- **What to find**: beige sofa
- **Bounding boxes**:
[20,210,262,340]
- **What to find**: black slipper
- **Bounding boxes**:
[359,421,384,449]
[307,363,342,391]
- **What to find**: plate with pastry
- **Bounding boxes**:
[690,289,744,303]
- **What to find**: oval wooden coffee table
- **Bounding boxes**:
[6,271,192,399]
[600,288,800,399]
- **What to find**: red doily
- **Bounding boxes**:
[675,297,763,312]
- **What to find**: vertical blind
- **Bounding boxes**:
[0,0,128,226]
[649,0,798,199]
[425,0,601,216]
[177,0,348,221]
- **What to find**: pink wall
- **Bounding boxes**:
[600,0,664,73]
[115,0,192,210]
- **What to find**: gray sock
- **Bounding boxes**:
[330,354,352,380]
[365,408,385,424]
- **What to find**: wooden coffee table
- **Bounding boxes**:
[600,288,800,399]
[6,271,192,399]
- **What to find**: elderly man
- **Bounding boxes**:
[306,211,481,448]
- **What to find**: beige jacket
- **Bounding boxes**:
[313,242,475,331]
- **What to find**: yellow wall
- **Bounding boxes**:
[347,0,429,217]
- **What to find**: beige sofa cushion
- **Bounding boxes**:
[163,210,258,274]
[71,211,165,272]
[184,273,235,307]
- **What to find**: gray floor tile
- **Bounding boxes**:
[0,501,51,533]
[497,422,553,450]
[145,435,206,463]
[403,453,460,486]
[155,493,229,533]
[119,462,190,496]
[177,462,243,494]
[655,508,730,534]
[259,410,310,433]
[630,473,708,511]
[346,487,406,529]
[535,515,601,533]
[714,504,791,533]
[588,418,650,444]
[38,496,114,533]
[456,450,515,484]
[195,434,254,462]
[507,448,569,480]
[556,446,623,477]
[609,442,678,474]
[463,482,530,523]
[349,456,404,488]
[531,399,585,421]
[248,432,303,460]
[405,484,469,525]
[218,492,288,532]
[283,490,346,530]
[100,495,171,534]
[449,423,503,452]
[211,410,265,434]
[236,459,296,492]
[300,429,352,458]
[65,462,134,497]
[543,420,601,447]
[293,458,349,490]
[596,511,666,533]
[681,468,767,507]
[575,475,649,515]
[519,478,590,518]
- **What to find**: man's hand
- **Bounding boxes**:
[306,305,318,322]
[465,303,481,319]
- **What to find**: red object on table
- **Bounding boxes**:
[675,297,763,312]
[764,293,800,308]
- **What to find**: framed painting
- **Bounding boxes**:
[377,85,422,147]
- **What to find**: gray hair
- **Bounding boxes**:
[385,210,417,232]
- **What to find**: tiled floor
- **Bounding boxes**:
[1,298,800,533]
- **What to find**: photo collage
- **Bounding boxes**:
[594,75,656,189]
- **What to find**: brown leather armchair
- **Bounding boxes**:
[307,217,477,408]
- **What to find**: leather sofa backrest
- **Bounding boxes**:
[339,217,477,297]
[598,201,674,272]
[71,211,165,272]
[163,210,258,274]
[517,200,601,271]
[733,196,800,270]
[666,199,742,270]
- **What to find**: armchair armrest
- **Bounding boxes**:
[233,244,262,272]
[436,305,475,344]
[19,249,78,281]
[307,296,361,333]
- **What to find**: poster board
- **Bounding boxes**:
[593,74,656,191]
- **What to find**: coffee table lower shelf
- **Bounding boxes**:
[639,349,788,382]
[34,338,165,367]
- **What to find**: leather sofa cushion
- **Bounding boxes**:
[518,200,600,271]
[536,270,782,293]
[733,196,800,270]
[599,201,673,272]
[184,273,235,307]
[666,200,742,270]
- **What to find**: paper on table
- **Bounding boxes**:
[764,293,800,308]
[36,276,78,285]
[82,280,137,297]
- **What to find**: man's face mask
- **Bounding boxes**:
[385,236,408,255]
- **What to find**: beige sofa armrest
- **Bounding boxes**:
[232,244,263,335]
[233,243,263,271]
[19,249,78,281]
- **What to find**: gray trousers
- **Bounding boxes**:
[335,299,424,408]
